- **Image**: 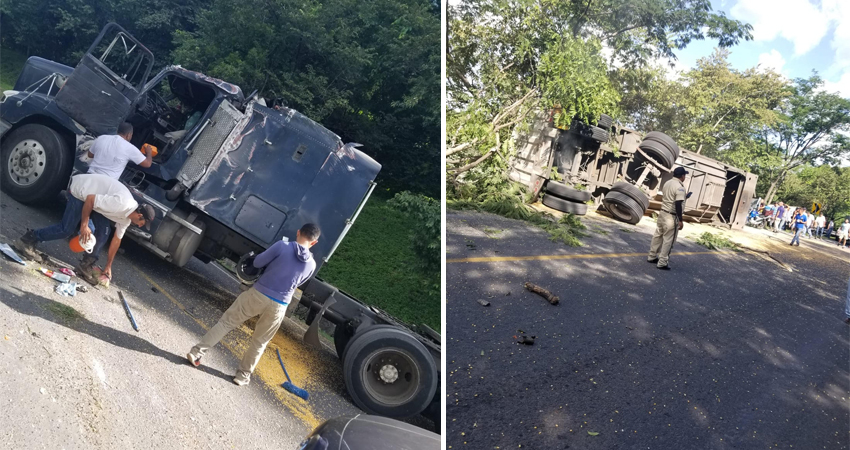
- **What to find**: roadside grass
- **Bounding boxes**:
[1,47,27,91]
[318,195,440,332]
[45,302,84,322]
[448,196,588,247]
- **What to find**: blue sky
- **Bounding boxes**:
[669,0,849,97]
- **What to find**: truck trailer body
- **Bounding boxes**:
[509,111,757,229]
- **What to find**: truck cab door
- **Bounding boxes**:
[54,23,153,136]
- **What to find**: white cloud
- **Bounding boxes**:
[822,71,850,98]
[823,0,850,74]
[757,49,786,75]
[730,0,830,56]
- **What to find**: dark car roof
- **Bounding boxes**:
[320,414,440,450]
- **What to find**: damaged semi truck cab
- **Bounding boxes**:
[0,23,440,422]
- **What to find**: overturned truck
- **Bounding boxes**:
[509,112,757,229]
[0,23,439,423]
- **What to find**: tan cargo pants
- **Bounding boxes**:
[648,210,678,267]
[189,287,288,384]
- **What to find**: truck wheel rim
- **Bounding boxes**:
[8,139,46,187]
[362,348,421,407]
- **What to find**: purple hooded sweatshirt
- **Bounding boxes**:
[252,240,316,305]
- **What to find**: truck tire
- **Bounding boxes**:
[611,181,650,211]
[596,114,613,129]
[544,182,591,202]
[0,124,72,204]
[603,191,645,225]
[168,219,206,267]
[343,325,438,418]
[589,126,609,143]
[638,139,675,169]
[644,131,680,159]
[542,194,588,215]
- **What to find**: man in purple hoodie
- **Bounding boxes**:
[186,223,320,385]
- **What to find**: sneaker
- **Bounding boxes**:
[186,352,201,367]
[15,230,40,260]
[647,258,659,264]
[233,371,251,386]
[657,265,671,271]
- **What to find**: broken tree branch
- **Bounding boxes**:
[524,282,559,305]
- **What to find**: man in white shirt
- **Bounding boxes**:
[17,174,155,283]
[805,213,815,238]
[815,213,826,239]
[87,122,153,179]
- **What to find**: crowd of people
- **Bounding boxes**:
[753,201,850,249]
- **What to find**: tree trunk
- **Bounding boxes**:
[764,169,787,205]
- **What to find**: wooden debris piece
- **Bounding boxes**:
[524,282,559,305]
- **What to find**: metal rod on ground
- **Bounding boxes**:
[118,291,139,331]
[276,348,309,400]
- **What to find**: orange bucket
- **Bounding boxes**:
[140,143,159,157]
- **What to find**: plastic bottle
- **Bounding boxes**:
[40,268,71,283]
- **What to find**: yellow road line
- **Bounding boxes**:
[130,264,324,430]
[446,251,717,263]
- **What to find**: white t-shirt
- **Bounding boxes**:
[87,135,146,180]
[815,216,826,227]
[69,174,138,239]
[840,222,850,233]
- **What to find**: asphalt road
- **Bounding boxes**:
[446,209,850,450]
[0,193,396,449]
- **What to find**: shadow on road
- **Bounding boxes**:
[0,284,235,384]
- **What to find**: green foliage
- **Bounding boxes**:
[318,196,439,331]
[777,165,850,219]
[616,49,789,157]
[0,46,27,91]
[559,0,752,67]
[541,37,621,127]
[695,232,740,251]
[173,0,440,196]
[387,191,440,272]
[0,0,210,68]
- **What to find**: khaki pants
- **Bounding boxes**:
[189,287,288,382]
[648,211,677,267]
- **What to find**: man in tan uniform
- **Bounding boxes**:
[648,167,688,270]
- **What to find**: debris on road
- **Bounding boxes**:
[118,291,139,332]
[588,431,599,436]
[59,268,76,277]
[76,285,89,293]
[524,282,559,305]
[40,268,71,283]
[477,299,491,307]
[0,243,26,265]
[54,282,78,297]
[516,335,535,345]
